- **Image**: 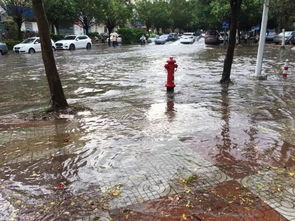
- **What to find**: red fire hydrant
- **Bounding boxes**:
[165,57,178,92]
[282,59,289,78]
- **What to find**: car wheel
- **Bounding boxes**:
[29,48,35,54]
[69,44,75,50]
[0,50,3,56]
[86,43,91,49]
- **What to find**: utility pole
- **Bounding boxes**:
[282,28,285,47]
[255,0,269,78]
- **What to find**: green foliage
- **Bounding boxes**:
[101,0,133,33]
[150,0,171,32]
[134,0,153,31]
[170,0,193,30]
[269,0,295,30]
[3,39,21,50]
[1,21,18,40]
[117,27,145,44]
[50,34,65,42]
[72,0,103,34]
[133,0,294,32]
[0,0,31,40]
[44,0,76,33]
[87,32,100,38]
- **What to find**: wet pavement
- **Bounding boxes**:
[0,40,295,220]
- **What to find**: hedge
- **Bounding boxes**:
[3,40,21,50]
[118,28,146,44]
[50,34,65,42]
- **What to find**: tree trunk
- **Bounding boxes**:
[16,21,22,40]
[146,24,150,34]
[237,26,241,44]
[220,0,242,84]
[107,26,114,46]
[84,25,89,35]
[51,24,55,34]
[156,27,160,34]
[55,24,60,35]
[32,0,68,111]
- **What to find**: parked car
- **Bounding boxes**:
[265,31,277,42]
[273,31,295,44]
[204,30,223,45]
[55,35,92,50]
[219,32,228,42]
[289,36,295,45]
[168,33,179,41]
[13,37,55,54]
[0,42,8,55]
[180,32,196,44]
[155,34,169,44]
[147,35,159,43]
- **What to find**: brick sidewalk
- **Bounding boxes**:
[0,121,294,220]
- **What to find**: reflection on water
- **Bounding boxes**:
[165,92,176,122]
[0,42,295,218]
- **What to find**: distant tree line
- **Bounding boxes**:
[135,0,295,33]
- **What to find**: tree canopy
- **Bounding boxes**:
[0,0,32,39]
[2,0,295,38]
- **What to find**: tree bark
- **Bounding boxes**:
[55,24,60,35]
[51,24,55,34]
[220,0,242,84]
[16,20,22,40]
[84,25,89,35]
[32,0,68,111]
[107,26,114,46]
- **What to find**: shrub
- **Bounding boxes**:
[2,21,18,40]
[87,32,100,38]
[4,40,21,50]
[118,27,146,44]
[50,34,65,42]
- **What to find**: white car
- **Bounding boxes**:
[180,32,196,44]
[55,35,92,50]
[13,37,55,54]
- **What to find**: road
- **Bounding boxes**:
[0,40,295,220]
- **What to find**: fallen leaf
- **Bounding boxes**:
[181,214,187,220]
[112,191,121,197]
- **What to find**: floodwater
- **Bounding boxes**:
[0,39,295,219]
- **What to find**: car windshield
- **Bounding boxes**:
[206,31,218,35]
[285,32,293,36]
[22,38,36,44]
[183,33,194,36]
[267,32,276,36]
[64,36,76,40]
[279,32,292,37]
[160,35,168,39]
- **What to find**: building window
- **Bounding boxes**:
[25,22,33,31]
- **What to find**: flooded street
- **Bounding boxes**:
[0,40,295,220]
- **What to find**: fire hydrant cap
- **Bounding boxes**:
[167,57,176,64]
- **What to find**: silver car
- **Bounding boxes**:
[155,34,169,44]
[273,31,295,44]
[0,42,8,55]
